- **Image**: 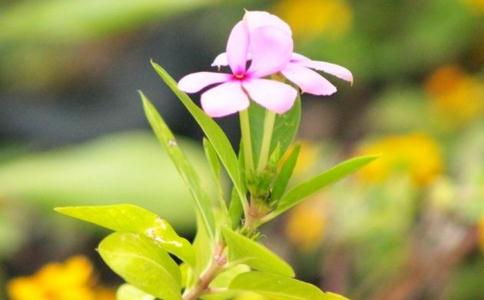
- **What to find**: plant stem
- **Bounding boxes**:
[239,109,254,172]
[182,242,226,300]
[257,110,276,172]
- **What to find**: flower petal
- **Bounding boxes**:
[211,52,228,68]
[248,26,293,78]
[211,52,252,68]
[301,59,353,83]
[243,79,297,114]
[201,82,250,117]
[178,72,231,93]
[282,63,337,96]
[244,10,292,36]
[226,21,249,75]
[290,53,311,63]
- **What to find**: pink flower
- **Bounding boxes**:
[178,16,297,118]
[212,11,353,97]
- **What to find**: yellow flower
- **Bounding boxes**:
[291,140,321,176]
[274,0,353,38]
[357,133,443,186]
[7,256,115,300]
[285,198,326,251]
[425,65,484,128]
[94,287,116,300]
[464,0,484,13]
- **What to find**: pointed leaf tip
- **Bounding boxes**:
[266,154,379,221]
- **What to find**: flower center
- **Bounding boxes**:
[234,73,245,80]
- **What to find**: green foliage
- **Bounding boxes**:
[248,98,301,166]
[222,228,294,277]
[99,232,181,300]
[151,61,247,214]
[142,93,216,239]
[203,138,229,221]
[271,144,301,201]
[55,66,373,300]
[229,271,336,300]
[55,204,194,265]
[210,264,250,288]
[116,284,155,300]
[191,215,213,278]
[267,155,379,221]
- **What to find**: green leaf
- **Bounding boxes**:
[192,215,213,279]
[230,271,331,300]
[141,93,216,239]
[229,187,243,229]
[267,155,379,221]
[249,98,301,166]
[200,291,239,300]
[151,62,247,213]
[203,138,222,182]
[228,144,247,229]
[116,284,155,300]
[326,292,350,300]
[98,232,181,300]
[222,228,294,277]
[203,138,228,218]
[179,263,191,288]
[272,144,301,201]
[271,97,301,159]
[211,264,250,288]
[55,204,194,265]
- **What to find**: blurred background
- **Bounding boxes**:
[0,0,483,299]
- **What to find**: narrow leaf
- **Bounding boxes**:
[56,204,194,265]
[141,93,215,239]
[203,138,228,218]
[99,232,181,300]
[230,271,332,300]
[272,144,301,201]
[192,214,213,278]
[151,61,247,211]
[228,187,243,229]
[222,228,294,277]
[271,97,301,158]
[268,155,379,220]
[228,143,247,229]
[203,138,221,182]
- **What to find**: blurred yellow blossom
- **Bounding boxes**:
[94,287,116,300]
[464,0,484,13]
[290,140,321,176]
[285,198,326,251]
[425,65,484,128]
[357,133,443,186]
[274,0,353,38]
[7,256,115,300]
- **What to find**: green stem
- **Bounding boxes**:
[239,109,254,172]
[257,110,276,172]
